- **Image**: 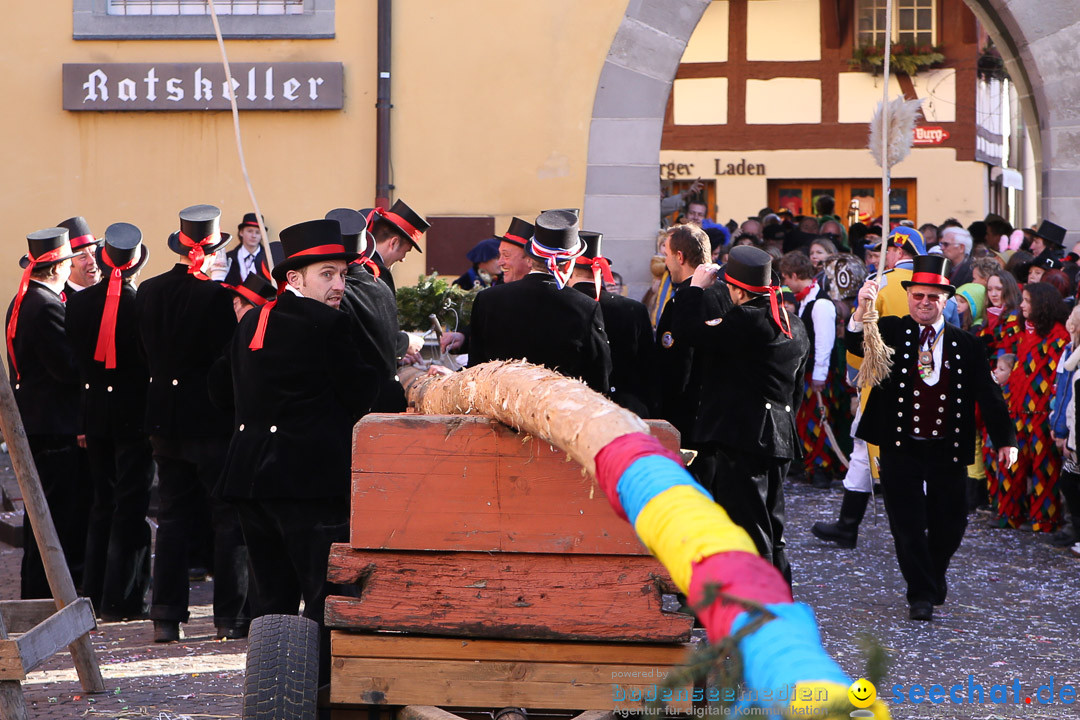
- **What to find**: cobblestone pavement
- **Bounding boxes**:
[1,472,1077,719]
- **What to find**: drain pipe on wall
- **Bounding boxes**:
[375,0,392,209]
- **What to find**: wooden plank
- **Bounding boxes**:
[330,658,691,711]
[324,550,690,642]
[350,415,679,554]
[0,600,61,635]
[0,602,29,719]
[0,599,97,680]
[330,633,691,666]
[399,706,469,720]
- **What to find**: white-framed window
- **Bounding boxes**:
[106,0,303,15]
[74,0,333,39]
[856,0,935,47]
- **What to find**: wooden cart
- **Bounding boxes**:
[243,413,696,720]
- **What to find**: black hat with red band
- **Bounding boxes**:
[325,208,370,257]
[901,254,955,296]
[225,273,276,307]
[271,219,359,282]
[499,217,535,249]
[58,216,102,253]
[723,245,793,338]
[167,205,232,258]
[574,230,615,300]
[238,212,267,233]
[19,228,79,269]
[366,199,429,252]
[97,222,150,278]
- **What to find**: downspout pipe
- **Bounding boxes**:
[375,0,392,209]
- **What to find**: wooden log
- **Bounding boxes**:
[330,633,691,666]
[0,599,97,680]
[0,600,58,635]
[0,608,28,720]
[330,657,691,711]
[398,706,467,720]
[324,548,691,642]
[350,415,679,554]
[0,359,104,693]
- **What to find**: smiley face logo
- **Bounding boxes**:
[848,678,876,709]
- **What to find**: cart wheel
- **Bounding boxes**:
[243,614,320,720]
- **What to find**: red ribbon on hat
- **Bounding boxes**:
[248,298,279,351]
[350,255,381,278]
[503,232,529,246]
[724,275,794,339]
[69,233,97,251]
[289,243,347,259]
[530,237,585,289]
[177,231,219,281]
[93,249,141,369]
[223,283,271,308]
[7,245,71,379]
[366,207,422,245]
[575,255,615,301]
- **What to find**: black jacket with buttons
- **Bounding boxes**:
[5,283,81,436]
[845,315,1015,463]
[209,291,378,500]
[135,264,237,437]
[669,286,809,458]
[572,281,655,417]
[65,279,148,437]
[468,272,612,394]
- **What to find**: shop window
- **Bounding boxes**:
[856,0,935,47]
[73,0,333,39]
[769,179,918,225]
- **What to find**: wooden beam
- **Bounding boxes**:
[398,706,467,720]
[821,0,841,50]
[0,599,97,681]
[324,550,691,642]
[0,607,28,720]
[0,357,105,693]
[331,633,691,666]
[0,600,59,635]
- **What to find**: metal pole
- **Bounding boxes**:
[375,0,393,210]
[877,0,894,277]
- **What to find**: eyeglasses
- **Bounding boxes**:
[910,292,943,302]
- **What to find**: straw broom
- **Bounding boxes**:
[855,0,923,388]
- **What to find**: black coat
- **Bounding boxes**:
[846,315,1015,463]
[654,280,733,437]
[670,287,809,458]
[209,291,378,500]
[469,272,612,393]
[572,281,655,417]
[65,280,148,437]
[368,250,395,294]
[5,283,81,436]
[222,245,271,287]
[340,263,407,412]
[135,265,237,437]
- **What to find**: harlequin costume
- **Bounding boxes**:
[793,278,841,486]
[996,321,1069,530]
[976,306,1023,511]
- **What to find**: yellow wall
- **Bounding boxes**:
[0,0,626,291]
[660,148,989,228]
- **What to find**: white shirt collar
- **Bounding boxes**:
[284,284,305,299]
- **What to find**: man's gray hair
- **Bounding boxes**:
[941,226,973,257]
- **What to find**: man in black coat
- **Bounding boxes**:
[136,205,248,642]
[329,208,409,412]
[222,212,272,287]
[847,255,1016,621]
[468,209,611,393]
[5,227,89,598]
[654,224,731,437]
[65,223,154,620]
[569,230,654,417]
[209,218,377,684]
[670,245,809,583]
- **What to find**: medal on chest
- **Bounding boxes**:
[918,331,942,380]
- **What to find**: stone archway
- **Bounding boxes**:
[584,0,1080,295]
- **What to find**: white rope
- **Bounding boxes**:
[876,0,894,283]
[207,0,274,275]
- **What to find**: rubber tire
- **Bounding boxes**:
[243,614,320,720]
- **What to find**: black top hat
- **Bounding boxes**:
[272,219,359,282]
[724,245,775,292]
[578,231,604,261]
[1035,220,1067,247]
[901,254,955,296]
[500,217,535,248]
[528,209,584,259]
[238,212,267,232]
[1035,255,1063,272]
[325,208,370,256]
[97,222,150,278]
[368,200,429,252]
[542,208,581,218]
[19,228,79,269]
[227,272,276,307]
[167,205,232,258]
[57,216,101,252]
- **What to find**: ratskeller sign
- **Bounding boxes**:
[63,62,344,111]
